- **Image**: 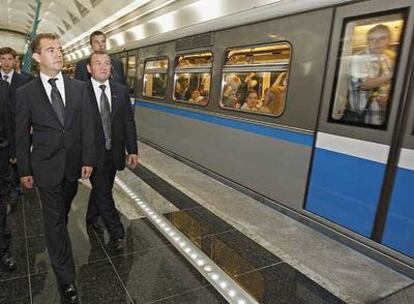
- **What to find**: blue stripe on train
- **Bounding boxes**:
[306,147,387,237]
[136,100,314,147]
[382,167,414,258]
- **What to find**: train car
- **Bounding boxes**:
[101,0,414,271]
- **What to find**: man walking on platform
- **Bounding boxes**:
[75,31,126,85]
[15,33,95,303]
[0,79,16,272]
[0,47,29,204]
[85,51,138,251]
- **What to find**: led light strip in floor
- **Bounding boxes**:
[115,176,258,304]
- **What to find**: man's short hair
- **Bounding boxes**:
[89,31,106,45]
[368,24,391,38]
[30,33,59,54]
[0,47,17,58]
[87,51,111,65]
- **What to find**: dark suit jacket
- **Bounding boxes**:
[15,75,95,188]
[7,72,29,157]
[75,57,126,85]
[86,79,137,170]
[0,80,11,152]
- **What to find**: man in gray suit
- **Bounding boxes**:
[74,31,126,85]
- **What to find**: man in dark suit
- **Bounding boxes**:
[15,33,95,303]
[0,79,16,272]
[85,52,138,250]
[0,47,29,201]
[74,31,126,85]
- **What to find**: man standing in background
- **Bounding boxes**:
[74,31,126,85]
[0,47,29,204]
[0,79,15,272]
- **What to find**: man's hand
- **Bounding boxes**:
[127,154,139,170]
[21,176,34,189]
[81,166,93,179]
[9,158,17,164]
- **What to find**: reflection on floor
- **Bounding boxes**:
[0,162,348,304]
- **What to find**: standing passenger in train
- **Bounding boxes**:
[0,47,29,205]
[85,52,138,251]
[0,79,16,272]
[74,31,126,85]
[345,24,395,126]
[15,33,95,303]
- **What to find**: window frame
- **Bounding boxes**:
[219,41,292,118]
[142,56,170,101]
[172,51,214,107]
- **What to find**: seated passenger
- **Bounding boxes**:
[189,90,204,103]
[241,90,259,112]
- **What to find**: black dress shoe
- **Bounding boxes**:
[60,283,79,303]
[110,238,124,252]
[0,249,16,272]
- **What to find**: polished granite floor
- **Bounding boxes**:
[0,165,347,304]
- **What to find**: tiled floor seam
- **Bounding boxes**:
[144,284,212,304]
[22,195,33,304]
[234,261,285,278]
[108,241,174,259]
[91,228,135,304]
[371,282,414,304]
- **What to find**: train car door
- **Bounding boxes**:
[305,0,414,244]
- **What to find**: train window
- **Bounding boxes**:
[173,52,212,105]
[330,12,405,128]
[143,58,168,99]
[220,43,290,116]
[127,54,137,96]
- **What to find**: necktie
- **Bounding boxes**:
[48,78,65,125]
[3,74,9,84]
[99,85,111,150]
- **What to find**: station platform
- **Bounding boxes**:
[1,141,413,304]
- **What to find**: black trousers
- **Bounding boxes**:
[38,178,78,288]
[0,148,11,252]
[86,150,124,240]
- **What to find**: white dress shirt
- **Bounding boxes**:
[39,71,66,105]
[1,70,13,85]
[91,78,112,112]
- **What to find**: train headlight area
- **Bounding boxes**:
[2,0,414,303]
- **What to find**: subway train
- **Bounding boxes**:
[74,0,414,271]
